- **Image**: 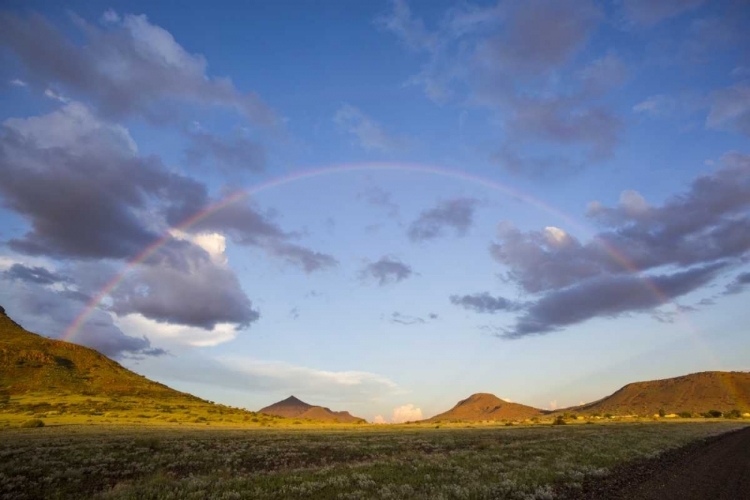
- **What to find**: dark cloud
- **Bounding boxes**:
[408,198,478,241]
[185,129,266,174]
[724,271,750,295]
[504,262,727,338]
[360,256,413,285]
[492,152,750,295]
[110,240,259,330]
[3,263,69,285]
[0,277,165,359]
[621,0,705,26]
[0,103,166,259]
[450,292,520,314]
[264,241,338,273]
[0,11,278,126]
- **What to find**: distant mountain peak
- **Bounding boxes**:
[259,396,365,423]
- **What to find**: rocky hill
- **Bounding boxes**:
[427,393,545,422]
[259,395,366,423]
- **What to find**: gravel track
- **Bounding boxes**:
[556,425,750,500]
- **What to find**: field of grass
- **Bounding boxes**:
[1,421,747,500]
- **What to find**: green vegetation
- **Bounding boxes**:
[1,421,746,499]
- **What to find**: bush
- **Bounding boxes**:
[704,410,723,418]
[725,409,741,419]
[553,416,566,425]
[678,411,692,418]
[20,419,45,428]
[658,408,666,417]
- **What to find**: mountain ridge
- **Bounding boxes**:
[259,395,366,423]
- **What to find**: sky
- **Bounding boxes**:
[0,0,749,423]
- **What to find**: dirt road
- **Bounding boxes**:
[557,426,750,499]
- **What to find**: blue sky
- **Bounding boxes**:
[1,0,749,422]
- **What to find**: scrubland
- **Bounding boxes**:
[1,421,747,500]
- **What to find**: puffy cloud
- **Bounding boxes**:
[391,403,423,423]
[360,256,413,285]
[622,0,705,26]
[335,104,406,152]
[0,11,278,126]
[373,415,387,424]
[185,128,266,174]
[449,293,520,314]
[116,313,239,348]
[408,198,478,241]
[110,239,259,330]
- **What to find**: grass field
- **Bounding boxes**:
[1,421,747,500]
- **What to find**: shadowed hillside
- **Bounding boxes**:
[260,395,366,423]
[570,371,750,416]
[427,393,545,422]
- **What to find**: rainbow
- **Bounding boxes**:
[62,162,682,342]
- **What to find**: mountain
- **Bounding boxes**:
[571,371,750,416]
[259,395,366,423]
[427,393,544,422]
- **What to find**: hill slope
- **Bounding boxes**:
[573,371,750,415]
[259,395,365,423]
[427,393,544,422]
[0,305,203,402]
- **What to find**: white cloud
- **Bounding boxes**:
[549,400,558,410]
[373,415,387,424]
[44,88,70,103]
[392,403,423,423]
[101,9,121,24]
[116,313,238,347]
[170,230,228,265]
[9,79,27,87]
[543,226,568,245]
[3,101,137,154]
[619,190,649,215]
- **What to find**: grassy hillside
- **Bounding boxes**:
[427,393,545,422]
[571,371,750,416]
[0,307,357,428]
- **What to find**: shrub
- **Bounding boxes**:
[20,419,45,428]
[678,411,692,418]
[725,409,741,419]
[553,416,566,425]
[658,408,666,417]
[704,410,723,418]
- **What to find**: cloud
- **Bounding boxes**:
[358,186,400,218]
[335,104,406,152]
[706,84,750,137]
[375,0,438,53]
[0,275,164,359]
[9,79,27,87]
[504,262,728,338]
[185,128,266,174]
[391,403,423,423]
[44,88,70,103]
[389,312,425,325]
[373,415,387,424]
[144,355,401,402]
[475,0,601,76]
[379,0,621,175]
[622,0,705,26]
[0,11,278,126]
[109,239,259,330]
[3,263,69,285]
[549,400,558,410]
[116,313,240,348]
[408,198,478,241]
[633,94,678,116]
[724,271,750,295]
[360,256,413,285]
[449,292,520,314]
